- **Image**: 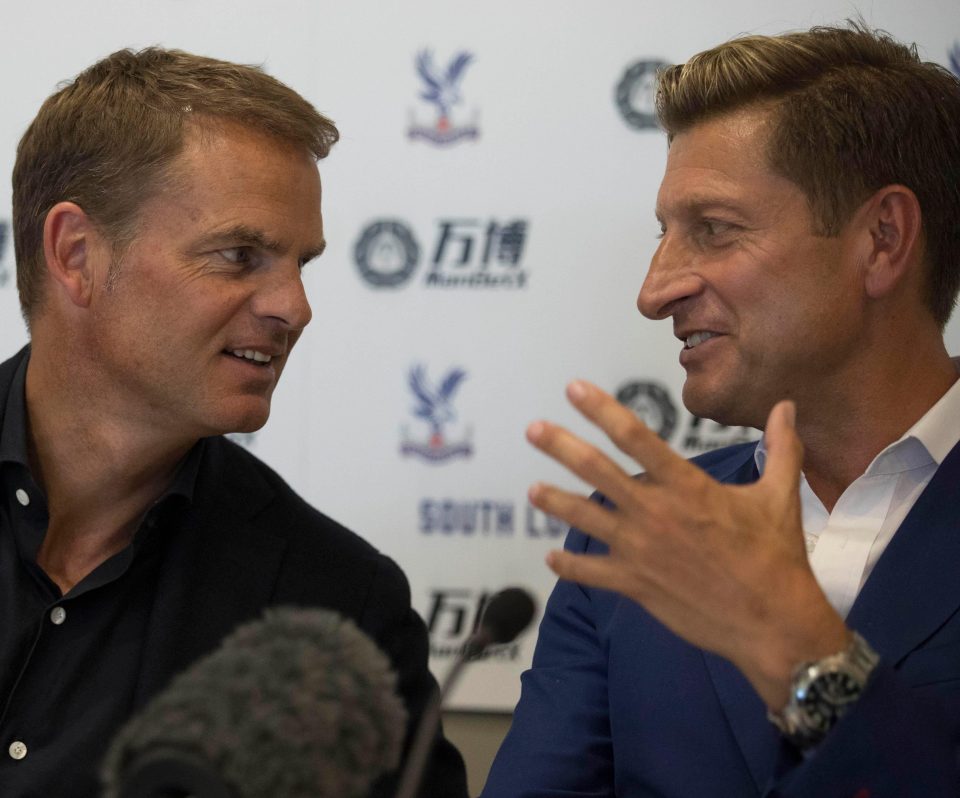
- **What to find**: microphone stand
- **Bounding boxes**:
[393,638,482,798]
[394,586,535,798]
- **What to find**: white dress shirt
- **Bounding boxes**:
[755,366,960,619]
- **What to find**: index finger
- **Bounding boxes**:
[565,380,689,481]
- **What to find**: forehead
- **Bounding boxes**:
[656,107,800,217]
[150,121,324,242]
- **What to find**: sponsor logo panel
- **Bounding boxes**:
[419,498,566,539]
[354,218,530,290]
[353,220,420,288]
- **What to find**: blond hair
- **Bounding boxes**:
[657,24,960,326]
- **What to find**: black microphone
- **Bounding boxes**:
[460,587,538,659]
[394,586,537,798]
[101,607,407,798]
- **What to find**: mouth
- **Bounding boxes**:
[682,331,721,350]
[224,349,277,367]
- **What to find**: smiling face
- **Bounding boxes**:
[638,107,866,428]
[86,122,324,440]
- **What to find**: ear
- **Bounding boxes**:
[41,201,105,309]
[856,185,923,301]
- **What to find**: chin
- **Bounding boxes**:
[227,416,269,434]
[208,400,272,436]
[681,380,757,428]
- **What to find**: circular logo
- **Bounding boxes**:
[615,60,671,130]
[616,380,677,440]
[354,220,420,288]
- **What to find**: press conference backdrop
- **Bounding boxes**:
[0,0,957,712]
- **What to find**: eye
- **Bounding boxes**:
[220,247,252,264]
[655,221,667,240]
[701,219,734,237]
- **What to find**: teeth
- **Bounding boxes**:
[685,331,718,349]
[231,349,272,363]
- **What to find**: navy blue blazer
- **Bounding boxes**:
[483,442,960,797]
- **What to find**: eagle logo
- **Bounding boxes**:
[409,364,467,447]
[416,50,473,132]
[400,365,473,462]
[408,50,480,145]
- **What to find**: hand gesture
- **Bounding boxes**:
[527,380,849,708]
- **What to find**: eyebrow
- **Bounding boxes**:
[196,224,326,263]
[656,198,751,225]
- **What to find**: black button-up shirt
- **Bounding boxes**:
[0,354,202,797]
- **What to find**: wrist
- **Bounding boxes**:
[738,579,850,709]
[768,631,880,751]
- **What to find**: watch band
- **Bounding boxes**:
[768,631,879,750]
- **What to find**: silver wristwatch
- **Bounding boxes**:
[768,631,879,750]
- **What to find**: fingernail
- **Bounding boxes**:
[528,482,543,501]
[527,421,545,442]
[567,380,587,401]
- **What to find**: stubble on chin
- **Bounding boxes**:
[681,377,766,430]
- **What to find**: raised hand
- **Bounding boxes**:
[527,380,849,708]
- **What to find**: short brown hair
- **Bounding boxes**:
[657,24,960,327]
[13,47,339,324]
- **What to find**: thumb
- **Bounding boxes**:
[761,400,804,498]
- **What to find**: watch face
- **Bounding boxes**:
[797,671,862,733]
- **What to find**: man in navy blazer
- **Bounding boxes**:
[484,25,960,798]
[0,49,466,796]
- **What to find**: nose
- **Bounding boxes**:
[637,234,703,320]
[252,260,313,331]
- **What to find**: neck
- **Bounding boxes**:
[24,340,195,592]
[795,339,957,511]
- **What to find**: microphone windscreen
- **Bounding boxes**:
[101,607,406,798]
[480,587,537,645]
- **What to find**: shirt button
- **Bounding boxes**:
[50,606,67,625]
[15,489,29,507]
[8,741,27,760]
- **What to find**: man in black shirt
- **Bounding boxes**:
[0,47,467,797]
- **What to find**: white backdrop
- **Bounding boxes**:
[0,0,958,711]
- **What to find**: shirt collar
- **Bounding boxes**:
[755,356,960,476]
[0,351,31,468]
[904,357,960,466]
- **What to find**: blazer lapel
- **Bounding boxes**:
[847,440,960,664]
[133,439,287,708]
[704,654,777,794]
